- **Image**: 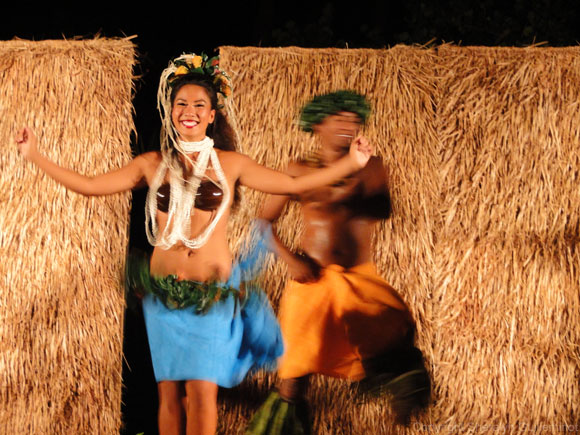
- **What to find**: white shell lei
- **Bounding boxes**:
[145,136,231,249]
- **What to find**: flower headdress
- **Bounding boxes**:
[299,90,371,133]
[157,52,233,158]
[167,53,232,98]
[158,53,232,109]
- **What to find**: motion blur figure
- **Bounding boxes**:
[247,90,431,434]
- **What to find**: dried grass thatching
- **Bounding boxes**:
[219,45,580,434]
[0,38,136,433]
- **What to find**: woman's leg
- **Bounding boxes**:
[157,381,186,435]
[184,379,219,435]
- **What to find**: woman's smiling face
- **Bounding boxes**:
[171,84,216,142]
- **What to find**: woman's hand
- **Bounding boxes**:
[16,127,39,161]
[14,126,151,196]
[349,135,373,169]
[236,135,372,196]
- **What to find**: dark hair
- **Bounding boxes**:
[170,74,237,152]
[169,74,241,207]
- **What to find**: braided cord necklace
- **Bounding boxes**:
[145,136,231,249]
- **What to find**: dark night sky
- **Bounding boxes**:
[2,2,579,433]
[3,1,579,148]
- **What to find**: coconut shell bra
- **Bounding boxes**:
[156,181,224,213]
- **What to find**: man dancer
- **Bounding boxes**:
[248,90,430,433]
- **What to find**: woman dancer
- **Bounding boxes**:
[16,53,372,435]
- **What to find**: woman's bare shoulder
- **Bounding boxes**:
[216,149,243,160]
[215,149,250,170]
[133,151,163,181]
[136,151,163,164]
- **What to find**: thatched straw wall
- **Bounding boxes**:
[0,39,135,433]
[219,46,580,434]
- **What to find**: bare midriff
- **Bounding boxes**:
[149,183,234,282]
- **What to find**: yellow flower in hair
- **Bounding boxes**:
[192,56,203,68]
[174,65,188,76]
[214,74,232,97]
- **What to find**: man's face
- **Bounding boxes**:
[313,111,362,151]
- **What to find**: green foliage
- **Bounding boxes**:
[299,90,371,133]
[246,392,309,435]
[151,274,242,313]
[125,250,242,314]
[257,0,578,47]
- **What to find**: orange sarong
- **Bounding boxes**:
[278,263,414,380]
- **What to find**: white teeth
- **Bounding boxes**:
[337,134,353,138]
[182,120,197,127]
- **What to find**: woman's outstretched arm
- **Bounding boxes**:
[16,127,153,196]
[237,135,373,195]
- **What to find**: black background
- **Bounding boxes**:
[3,1,579,149]
[2,1,579,433]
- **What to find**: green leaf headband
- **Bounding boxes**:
[299,90,371,132]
